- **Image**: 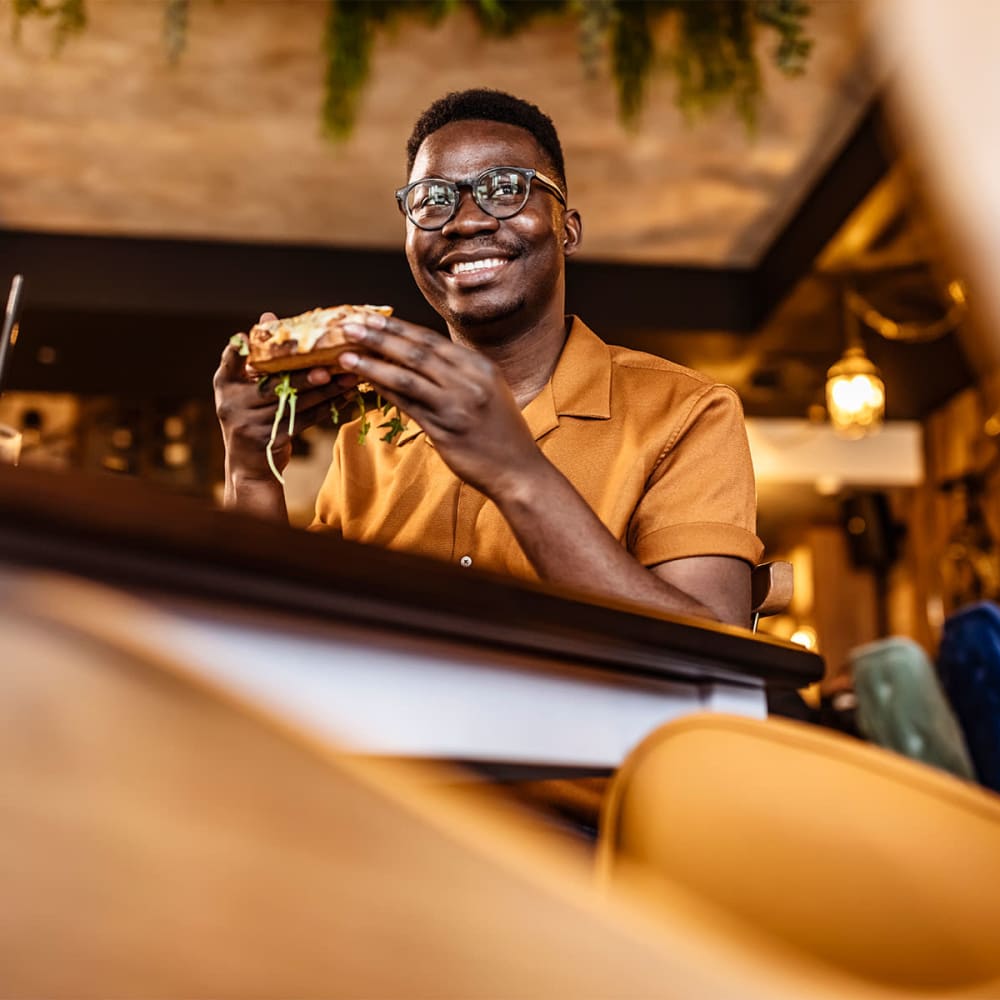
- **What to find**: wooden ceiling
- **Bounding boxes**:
[2,0,875,264]
[0,0,976,422]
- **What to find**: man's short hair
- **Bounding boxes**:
[406,88,567,191]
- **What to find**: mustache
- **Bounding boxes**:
[430,235,529,268]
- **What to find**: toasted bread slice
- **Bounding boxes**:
[248,304,392,374]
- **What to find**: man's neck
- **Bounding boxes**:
[449,309,570,410]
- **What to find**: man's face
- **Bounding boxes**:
[403,119,580,336]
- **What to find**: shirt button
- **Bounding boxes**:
[459,555,473,568]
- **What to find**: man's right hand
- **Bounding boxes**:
[213,312,359,511]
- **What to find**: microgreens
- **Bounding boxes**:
[379,414,407,443]
[357,396,372,445]
[229,334,249,357]
[265,379,409,484]
[266,373,295,484]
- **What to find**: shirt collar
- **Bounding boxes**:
[522,315,612,440]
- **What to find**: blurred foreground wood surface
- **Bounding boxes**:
[0,567,840,1000]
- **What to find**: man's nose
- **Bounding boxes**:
[441,188,500,237]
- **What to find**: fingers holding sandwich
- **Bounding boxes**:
[215,328,360,484]
[336,311,540,497]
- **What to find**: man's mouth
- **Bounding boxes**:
[447,256,509,276]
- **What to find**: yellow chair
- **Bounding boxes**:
[597,713,1000,996]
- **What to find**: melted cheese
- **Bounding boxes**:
[258,305,392,355]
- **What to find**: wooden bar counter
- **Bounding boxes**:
[0,464,823,772]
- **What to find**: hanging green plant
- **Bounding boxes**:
[10,0,812,139]
[10,0,86,50]
[322,0,813,137]
[163,0,188,65]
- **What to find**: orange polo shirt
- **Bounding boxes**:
[311,317,763,577]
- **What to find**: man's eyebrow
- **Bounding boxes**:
[411,168,506,182]
[410,165,540,180]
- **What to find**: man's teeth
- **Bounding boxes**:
[451,257,507,275]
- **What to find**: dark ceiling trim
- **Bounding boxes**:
[0,99,891,395]
[0,228,758,333]
[0,231,440,327]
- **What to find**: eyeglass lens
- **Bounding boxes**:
[403,168,531,228]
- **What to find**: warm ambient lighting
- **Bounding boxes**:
[826,346,885,439]
[789,626,819,651]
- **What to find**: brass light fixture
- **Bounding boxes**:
[844,278,967,343]
[826,293,885,439]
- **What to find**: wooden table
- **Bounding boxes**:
[0,465,823,773]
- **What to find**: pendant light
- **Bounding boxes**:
[826,291,885,439]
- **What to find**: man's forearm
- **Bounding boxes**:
[492,456,727,623]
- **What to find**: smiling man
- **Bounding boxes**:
[215,89,763,627]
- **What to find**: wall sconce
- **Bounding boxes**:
[826,291,886,439]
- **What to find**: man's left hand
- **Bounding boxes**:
[338,312,542,500]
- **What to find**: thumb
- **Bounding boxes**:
[218,332,251,381]
[259,311,278,323]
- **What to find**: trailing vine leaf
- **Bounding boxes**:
[575,0,614,79]
[754,0,812,75]
[672,0,761,128]
[610,0,654,129]
[473,0,507,33]
[467,0,565,38]
[323,0,399,141]
[11,0,86,50]
[164,0,188,65]
[322,0,567,138]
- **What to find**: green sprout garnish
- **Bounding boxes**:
[266,380,408,484]
[266,373,296,485]
[357,396,372,445]
[364,389,408,444]
[229,333,249,357]
[354,390,408,445]
[379,414,407,444]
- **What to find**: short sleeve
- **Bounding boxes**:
[628,384,763,566]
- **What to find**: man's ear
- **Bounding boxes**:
[561,209,583,257]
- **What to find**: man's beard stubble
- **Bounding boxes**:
[443,290,528,333]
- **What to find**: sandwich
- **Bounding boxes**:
[230,304,406,485]
[247,304,393,373]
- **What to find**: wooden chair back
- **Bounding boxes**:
[751,560,794,632]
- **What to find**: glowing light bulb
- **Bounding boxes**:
[826,347,885,439]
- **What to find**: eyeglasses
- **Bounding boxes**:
[395,166,566,230]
